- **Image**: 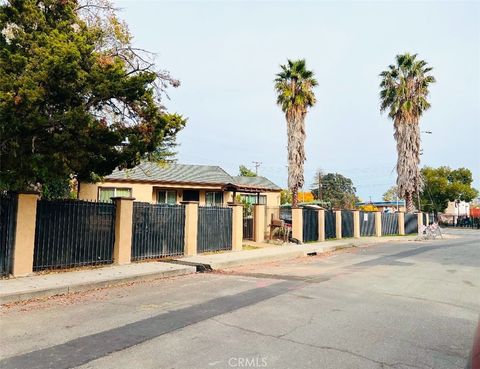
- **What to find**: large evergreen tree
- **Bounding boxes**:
[0,0,185,192]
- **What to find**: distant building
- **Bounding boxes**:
[355,200,406,213]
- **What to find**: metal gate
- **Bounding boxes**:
[243,205,254,240]
[0,195,17,276]
[405,213,418,234]
[325,210,336,239]
[197,206,232,252]
[360,211,375,236]
[33,200,116,270]
[131,203,185,260]
[382,213,398,235]
[341,211,354,238]
[303,208,318,242]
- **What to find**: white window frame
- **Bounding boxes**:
[98,187,132,202]
[157,190,177,205]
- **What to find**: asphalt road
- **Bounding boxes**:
[1,229,479,369]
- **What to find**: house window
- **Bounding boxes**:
[206,192,223,206]
[98,187,132,202]
[157,190,177,205]
[240,194,266,205]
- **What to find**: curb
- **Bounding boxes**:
[0,265,196,305]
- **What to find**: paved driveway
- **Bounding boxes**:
[1,229,479,369]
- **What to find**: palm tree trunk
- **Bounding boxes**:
[286,110,306,208]
[405,191,415,213]
[292,187,299,208]
[394,117,422,213]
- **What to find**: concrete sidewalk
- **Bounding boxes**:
[0,262,196,304]
[0,236,418,305]
[175,236,417,270]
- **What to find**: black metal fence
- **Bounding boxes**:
[303,208,318,242]
[243,218,254,240]
[405,213,418,234]
[325,210,336,239]
[131,203,185,260]
[0,195,17,276]
[33,200,116,271]
[280,207,292,223]
[423,213,428,226]
[197,206,232,252]
[381,213,398,235]
[360,211,376,236]
[341,211,354,238]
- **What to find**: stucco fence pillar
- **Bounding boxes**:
[12,192,40,277]
[398,212,405,235]
[417,212,424,234]
[353,210,360,238]
[375,211,382,237]
[112,197,135,265]
[291,207,303,243]
[229,203,243,251]
[335,210,342,240]
[182,201,199,256]
[317,209,325,242]
[253,204,266,243]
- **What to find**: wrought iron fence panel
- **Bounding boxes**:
[131,203,185,260]
[341,211,354,238]
[423,213,428,226]
[280,207,292,223]
[325,210,336,239]
[33,200,116,271]
[382,213,398,235]
[405,213,418,234]
[0,195,17,276]
[303,208,318,242]
[360,212,376,236]
[243,217,254,240]
[197,206,232,252]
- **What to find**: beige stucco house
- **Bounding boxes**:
[78,163,281,207]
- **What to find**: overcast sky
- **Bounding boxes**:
[115,0,479,201]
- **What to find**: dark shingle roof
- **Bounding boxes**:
[106,162,281,191]
[231,176,281,191]
[106,163,233,184]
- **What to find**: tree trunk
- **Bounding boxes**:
[405,191,415,213]
[292,187,298,208]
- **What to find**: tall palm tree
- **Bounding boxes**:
[275,59,317,207]
[379,53,435,212]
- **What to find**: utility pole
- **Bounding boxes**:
[252,161,262,175]
[318,172,322,201]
